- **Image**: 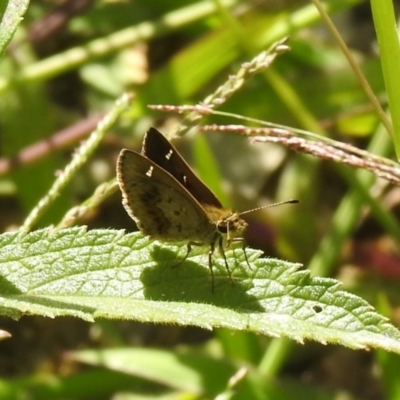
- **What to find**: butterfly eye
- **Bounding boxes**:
[216,222,228,234]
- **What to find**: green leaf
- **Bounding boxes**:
[71,348,236,395]
[70,347,347,399]
[0,227,400,353]
[0,0,29,58]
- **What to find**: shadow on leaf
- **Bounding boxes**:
[140,245,263,312]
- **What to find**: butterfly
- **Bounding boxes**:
[116,127,297,291]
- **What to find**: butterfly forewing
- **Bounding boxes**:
[142,128,222,208]
[117,149,214,242]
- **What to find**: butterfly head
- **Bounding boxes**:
[217,212,248,242]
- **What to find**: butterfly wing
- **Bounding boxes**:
[142,128,223,208]
[117,149,214,242]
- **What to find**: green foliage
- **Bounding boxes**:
[1,0,400,399]
[1,227,399,353]
[0,0,29,57]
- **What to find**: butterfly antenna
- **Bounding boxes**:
[239,199,299,217]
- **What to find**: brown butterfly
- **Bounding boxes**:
[116,127,297,291]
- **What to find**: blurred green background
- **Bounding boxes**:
[0,0,400,399]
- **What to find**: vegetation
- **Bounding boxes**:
[1,0,400,399]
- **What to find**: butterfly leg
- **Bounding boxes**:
[171,242,196,268]
[181,242,192,264]
[229,237,252,270]
[175,241,217,293]
[216,235,233,284]
[173,241,212,266]
[207,243,215,293]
